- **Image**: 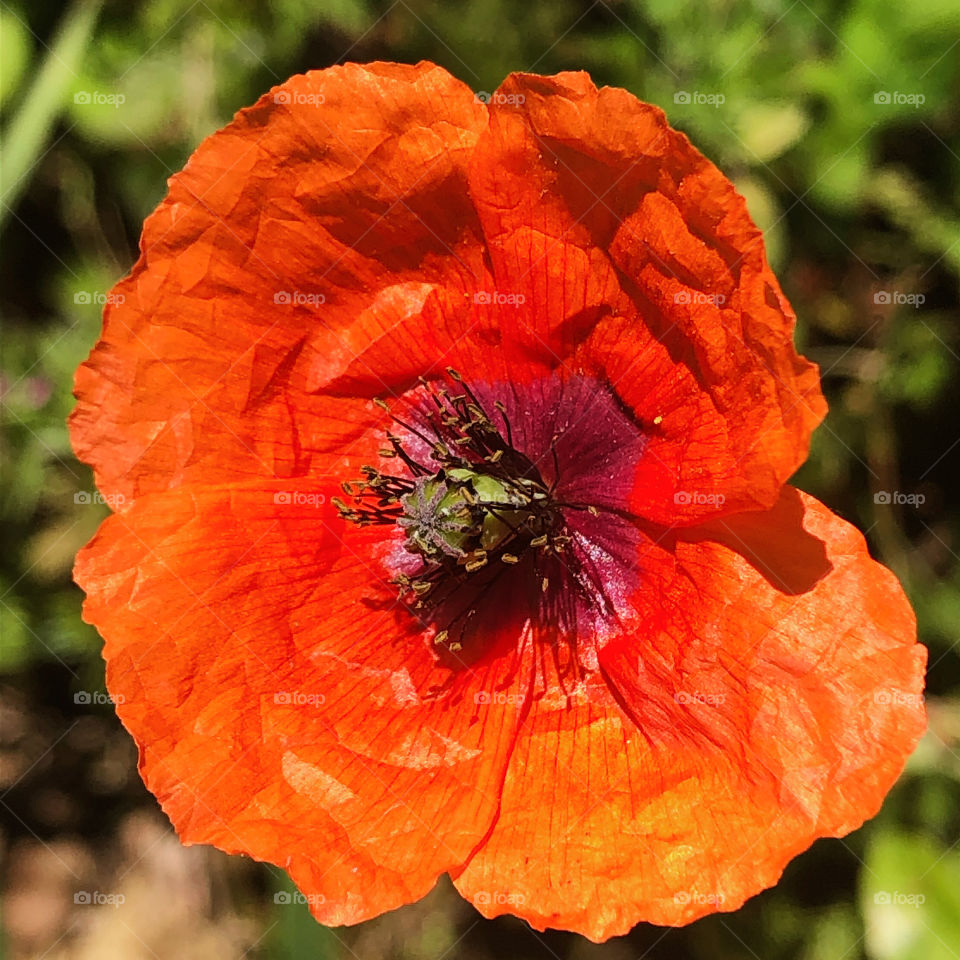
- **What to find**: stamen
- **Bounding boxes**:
[338,370,622,663]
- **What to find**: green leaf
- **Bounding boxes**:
[0,8,31,111]
[0,0,103,235]
[265,875,340,960]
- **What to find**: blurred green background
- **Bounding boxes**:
[1,0,959,957]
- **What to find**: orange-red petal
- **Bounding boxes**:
[452,488,925,939]
[74,480,533,924]
[467,71,826,522]
[73,65,825,528]
[71,62,488,506]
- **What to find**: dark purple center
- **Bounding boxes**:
[336,371,648,672]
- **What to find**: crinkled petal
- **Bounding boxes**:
[71,61,488,505]
[467,71,825,522]
[452,488,925,939]
[75,480,532,924]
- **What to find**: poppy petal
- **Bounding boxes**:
[452,488,925,940]
[468,71,826,521]
[70,61,488,505]
[74,480,532,924]
[308,280,552,397]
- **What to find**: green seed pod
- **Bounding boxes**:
[400,468,539,561]
[398,477,474,559]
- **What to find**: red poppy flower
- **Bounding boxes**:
[71,62,926,941]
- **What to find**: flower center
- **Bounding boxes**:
[398,469,557,565]
[336,370,649,675]
[334,369,574,653]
